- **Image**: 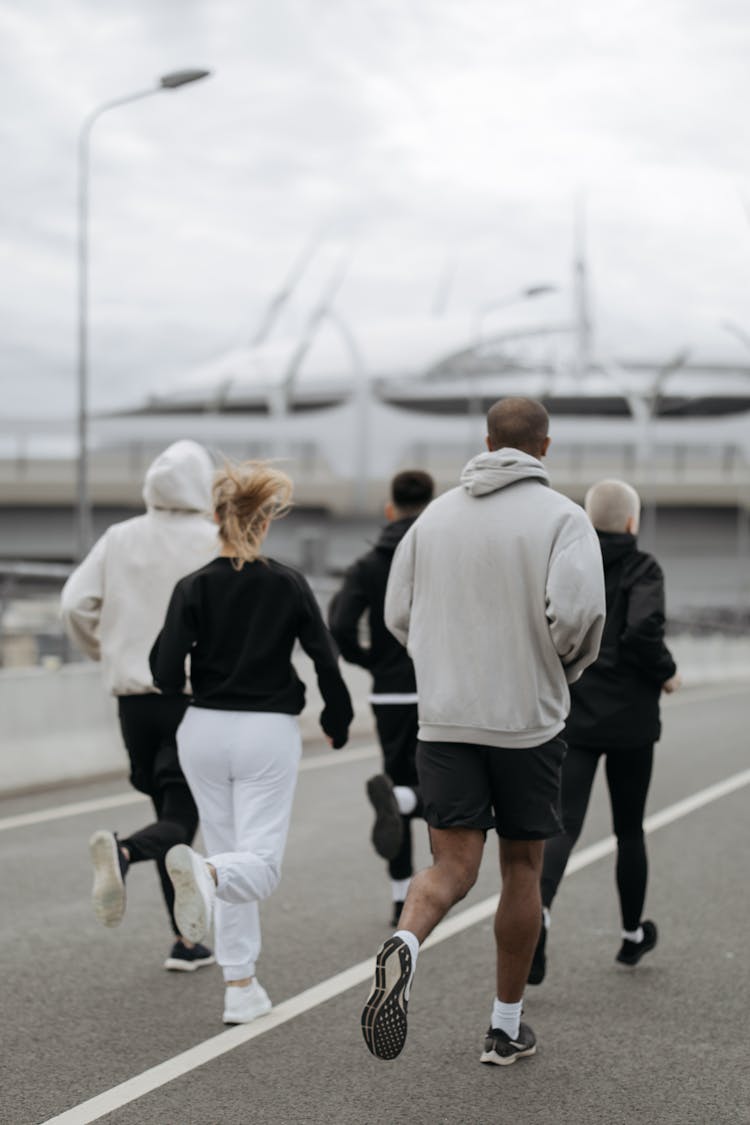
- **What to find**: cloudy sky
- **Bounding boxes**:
[2,0,750,418]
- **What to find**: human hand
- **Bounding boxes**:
[662,673,682,694]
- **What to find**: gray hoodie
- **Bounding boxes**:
[384,448,605,749]
[61,440,219,695]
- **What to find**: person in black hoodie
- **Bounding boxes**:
[530,479,680,984]
[329,470,434,925]
[150,461,352,1026]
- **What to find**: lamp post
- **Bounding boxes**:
[467,284,558,434]
[75,68,211,559]
[474,284,558,347]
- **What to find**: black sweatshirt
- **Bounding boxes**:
[328,517,417,694]
[566,531,677,749]
[150,556,353,748]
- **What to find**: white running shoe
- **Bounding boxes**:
[223,980,272,1025]
[165,844,216,943]
[89,830,127,927]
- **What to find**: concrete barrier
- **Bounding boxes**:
[0,636,747,796]
[0,655,373,796]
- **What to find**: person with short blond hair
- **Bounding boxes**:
[150,461,353,1025]
[530,478,679,985]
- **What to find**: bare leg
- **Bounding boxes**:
[399,827,485,942]
[495,838,544,1002]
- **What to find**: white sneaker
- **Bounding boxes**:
[223,980,272,1025]
[89,830,127,927]
[165,844,216,943]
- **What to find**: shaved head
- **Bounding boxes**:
[486,397,550,458]
[585,479,641,533]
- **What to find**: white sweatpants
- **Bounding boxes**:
[177,708,301,982]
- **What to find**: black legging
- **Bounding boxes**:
[540,742,654,932]
[117,694,199,936]
[371,703,423,882]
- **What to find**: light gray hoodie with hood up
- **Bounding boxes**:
[384,448,605,749]
[61,440,219,695]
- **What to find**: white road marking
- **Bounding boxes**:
[2,681,746,835]
[40,764,750,1125]
[0,744,379,834]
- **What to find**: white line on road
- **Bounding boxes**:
[0,745,379,834]
[40,763,750,1125]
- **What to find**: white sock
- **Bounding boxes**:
[622,925,644,943]
[394,929,419,969]
[542,907,551,930]
[491,998,522,1040]
[391,878,411,902]
[393,786,417,816]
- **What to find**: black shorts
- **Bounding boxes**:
[416,736,567,840]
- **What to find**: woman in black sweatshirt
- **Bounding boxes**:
[150,462,352,1025]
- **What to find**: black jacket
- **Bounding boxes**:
[328,517,417,694]
[150,556,353,748]
[566,532,676,749]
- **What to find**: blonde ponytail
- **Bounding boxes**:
[213,461,293,569]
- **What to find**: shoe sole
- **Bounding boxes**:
[163,955,216,972]
[361,937,412,1060]
[480,1044,537,1066]
[367,776,403,861]
[222,998,272,1024]
[166,845,212,943]
[89,831,126,928]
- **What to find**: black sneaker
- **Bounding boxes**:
[480,1023,537,1066]
[366,775,403,861]
[89,830,129,928]
[527,921,547,985]
[390,900,404,928]
[616,919,658,966]
[361,936,413,1060]
[164,940,216,972]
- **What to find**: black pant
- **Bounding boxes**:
[117,694,199,936]
[372,703,423,882]
[540,742,654,932]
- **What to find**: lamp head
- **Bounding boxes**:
[160,69,212,89]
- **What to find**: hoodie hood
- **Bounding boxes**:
[597,530,637,567]
[374,516,417,556]
[460,448,549,497]
[142,440,214,512]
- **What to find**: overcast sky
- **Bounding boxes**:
[2,0,750,418]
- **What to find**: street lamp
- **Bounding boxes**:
[75,68,211,559]
[474,284,558,346]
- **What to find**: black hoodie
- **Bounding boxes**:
[566,531,676,749]
[328,517,417,694]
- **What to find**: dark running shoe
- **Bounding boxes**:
[480,1023,537,1066]
[366,775,403,861]
[390,900,405,928]
[89,830,129,928]
[527,921,547,985]
[616,920,658,966]
[361,936,413,1060]
[164,940,216,972]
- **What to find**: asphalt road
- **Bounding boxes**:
[1,685,748,1125]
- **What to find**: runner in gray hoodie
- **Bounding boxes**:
[360,397,606,1066]
[61,440,219,971]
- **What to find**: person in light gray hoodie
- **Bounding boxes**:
[61,440,219,971]
[360,397,605,1067]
